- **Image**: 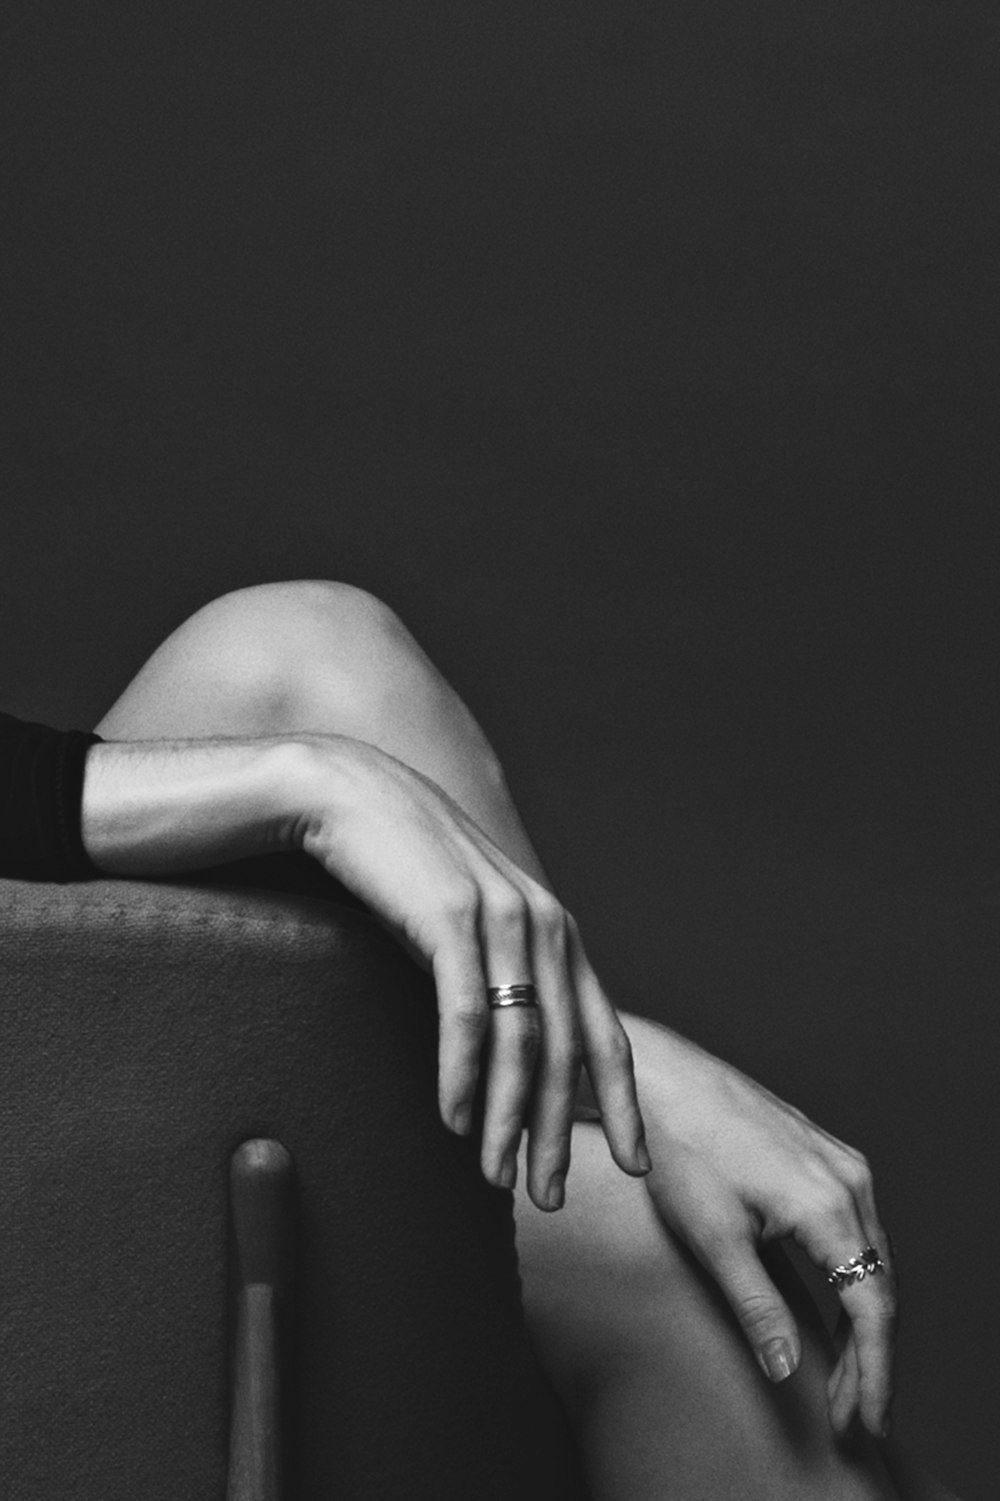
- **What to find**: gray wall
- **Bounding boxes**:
[2,3,996,1494]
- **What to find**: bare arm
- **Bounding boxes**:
[82,733,896,1437]
[81,737,297,873]
[81,734,650,1213]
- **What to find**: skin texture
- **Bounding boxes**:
[83,580,946,1493]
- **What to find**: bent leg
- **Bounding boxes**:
[97,581,956,1501]
[96,580,549,884]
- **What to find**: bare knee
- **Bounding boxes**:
[181,580,419,729]
[198,578,404,649]
[98,579,405,738]
[189,578,407,672]
[203,580,476,746]
[97,581,496,779]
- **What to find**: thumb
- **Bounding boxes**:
[710,1243,802,1384]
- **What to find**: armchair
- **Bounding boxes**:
[0,877,553,1499]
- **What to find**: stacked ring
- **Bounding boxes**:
[487,984,539,1009]
[827,1245,886,1291]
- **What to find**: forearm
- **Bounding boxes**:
[83,730,641,1132]
[80,736,315,875]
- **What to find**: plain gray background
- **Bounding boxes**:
[2,3,996,1495]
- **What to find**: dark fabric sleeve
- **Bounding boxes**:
[0,712,103,881]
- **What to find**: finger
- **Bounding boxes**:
[829,1335,861,1435]
[479,999,541,1187]
[568,931,649,1176]
[833,1258,895,1438]
[705,1238,802,1384]
[477,888,541,1189]
[843,1151,896,1295]
[826,1349,845,1410]
[831,1164,897,1439]
[479,1009,541,1189]
[524,902,582,1210]
[794,1185,896,1439]
[432,912,490,1135]
[854,1202,897,1438]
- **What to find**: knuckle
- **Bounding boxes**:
[531,892,568,938]
[508,1014,543,1062]
[547,1031,584,1078]
[546,1038,585,1086]
[846,1154,874,1194]
[601,1021,634,1069]
[486,885,529,934]
[732,1289,785,1340]
[818,1181,858,1228]
[831,1143,873,1189]
[448,1001,488,1040]
[437,881,480,929]
[692,1216,743,1265]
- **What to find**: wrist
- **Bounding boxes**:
[264,733,374,856]
[253,737,320,853]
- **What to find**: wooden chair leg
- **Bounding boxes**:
[227,1139,295,1501]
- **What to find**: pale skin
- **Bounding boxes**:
[83,580,960,1500]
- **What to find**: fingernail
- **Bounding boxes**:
[546,1171,566,1210]
[498,1153,517,1190]
[636,1139,652,1173]
[452,1104,472,1136]
[758,1338,796,1383]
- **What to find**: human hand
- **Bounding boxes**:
[621,1013,897,1438]
[287,736,650,1210]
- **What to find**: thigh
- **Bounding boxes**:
[515,1122,899,1501]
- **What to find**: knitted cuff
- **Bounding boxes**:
[0,718,103,882]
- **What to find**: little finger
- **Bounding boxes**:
[569,937,648,1176]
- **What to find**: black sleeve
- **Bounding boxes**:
[0,713,103,881]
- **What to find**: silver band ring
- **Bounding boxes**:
[827,1244,886,1291]
[487,984,539,1009]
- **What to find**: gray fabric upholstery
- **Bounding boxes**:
[0,879,576,1500]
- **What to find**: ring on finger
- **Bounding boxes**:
[487,983,539,1009]
[827,1244,886,1291]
